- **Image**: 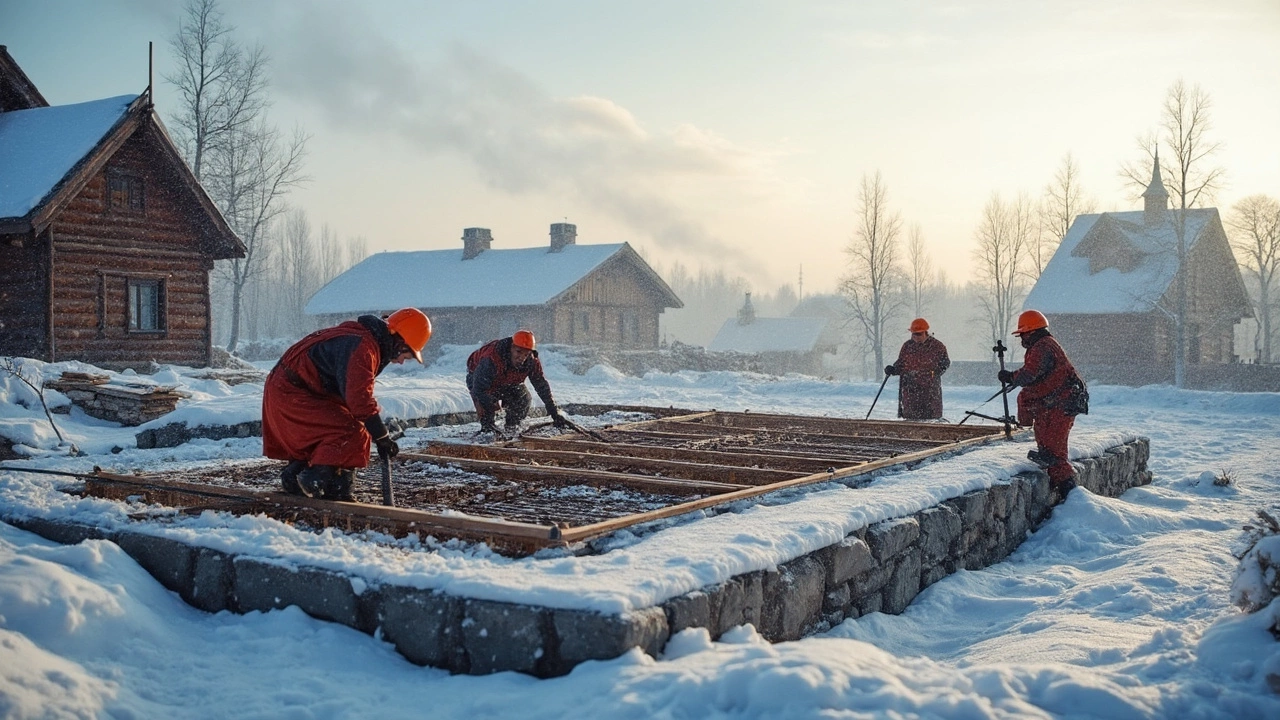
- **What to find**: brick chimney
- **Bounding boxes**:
[462,227,492,260]
[549,222,577,252]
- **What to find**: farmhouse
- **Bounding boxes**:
[708,293,833,375]
[1023,157,1252,385]
[305,223,682,349]
[0,47,245,369]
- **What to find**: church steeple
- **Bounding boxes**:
[1142,147,1169,226]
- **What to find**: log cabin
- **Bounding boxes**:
[1023,156,1253,385]
[0,47,245,369]
[708,293,833,375]
[305,223,682,349]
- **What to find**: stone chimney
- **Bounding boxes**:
[1142,149,1169,227]
[462,227,492,260]
[549,222,577,252]
[737,291,756,326]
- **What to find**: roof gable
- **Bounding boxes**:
[0,46,48,111]
[306,242,679,315]
[1026,209,1216,314]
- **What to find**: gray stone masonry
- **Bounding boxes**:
[7,438,1151,678]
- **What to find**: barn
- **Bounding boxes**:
[305,223,682,349]
[1023,157,1252,385]
[0,47,245,369]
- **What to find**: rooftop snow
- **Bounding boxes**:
[0,95,137,220]
[305,243,631,315]
[708,316,829,353]
[1025,209,1214,314]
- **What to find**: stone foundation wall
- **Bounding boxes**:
[9,438,1150,678]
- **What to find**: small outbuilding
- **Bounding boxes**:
[1023,157,1252,385]
[708,293,832,375]
[0,47,245,369]
[305,223,682,349]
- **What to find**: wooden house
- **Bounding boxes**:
[707,293,833,375]
[0,47,245,369]
[305,223,682,349]
[1023,157,1252,385]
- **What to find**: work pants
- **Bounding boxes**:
[1033,407,1076,485]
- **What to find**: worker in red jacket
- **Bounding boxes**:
[262,308,432,500]
[467,330,565,434]
[885,317,951,420]
[998,310,1090,495]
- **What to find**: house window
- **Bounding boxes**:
[578,311,590,334]
[108,173,144,212]
[128,278,164,332]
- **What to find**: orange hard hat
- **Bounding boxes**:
[909,318,929,333]
[1013,310,1049,335]
[386,308,432,362]
[512,330,536,351]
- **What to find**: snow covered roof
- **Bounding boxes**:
[708,316,830,353]
[0,94,137,221]
[306,242,677,315]
[1024,209,1214,315]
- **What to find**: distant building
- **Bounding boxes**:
[305,224,682,349]
[1024,155,1252,385]
[0,47,245,369]
[708,293,833,375]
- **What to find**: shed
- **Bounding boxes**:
[305,223,682,349]
[0,47,245,369]
[708,293,832,375]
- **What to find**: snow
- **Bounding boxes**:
[305,242,640,315]
[1025,210,1214,315]
[708,316,829,353]
[0,95,137,220]
[2,347,1279,718]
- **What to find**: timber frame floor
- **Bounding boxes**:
[81,408,1012,556]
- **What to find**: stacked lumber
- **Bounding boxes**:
[46,372,187,426]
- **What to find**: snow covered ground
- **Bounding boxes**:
[1,345,1278,718]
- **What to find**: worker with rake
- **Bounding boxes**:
[467,330,567,436]
[263,308,432,500]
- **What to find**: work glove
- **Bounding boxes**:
[374,435,399,460]
[884,365,898,376]
[479,416,499,434]
[997,369,1014,385]
[550,410,568,428]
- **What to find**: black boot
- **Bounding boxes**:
[322,469,357,502]
[280,460,307,495]
[296,465,338,499]
[1027,448,1053,469]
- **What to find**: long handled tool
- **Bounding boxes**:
[957,385,1009,426]
[379,453,394,507]
[562,416,611,443]
[993,340,1014,439]
[865,373,891,420]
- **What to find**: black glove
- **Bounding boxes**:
[374,435,399,460]
[550,410,568,428]
[997,369,1014,385]
[479,416,499,434]
[884,365,898,376]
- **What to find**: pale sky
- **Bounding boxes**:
[4,0,1278,294]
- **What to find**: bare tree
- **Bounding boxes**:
[165,0,267,182]
[1035,152,1096,279]
[839,171,905,373]
[279,209,320,334]
[905,223,933,318]
[346,235,370,269]
[317,223,345,286]
[1120,79,1226,386]
[972,192,1033,352]
[1228,195,1280,363]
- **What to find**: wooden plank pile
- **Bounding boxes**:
[46,372,187,426]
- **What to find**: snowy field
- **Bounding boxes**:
[1,345,1278,719]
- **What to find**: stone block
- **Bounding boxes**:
[944,491,986,529]
[921,563,949,589]
[850,558,894,596]
[856,591,882,616]
[232,557,359,626]
[987,482,1013,520]
[824,583,851,615]
[866,517,920,561]
[882,547,922,614]
[373,585,465,671]
[917,505,961,567]
[553,606,668,675]
[462,598,549,676]
[113,531,194,593]
[759,556,824,641]
[662,590,711,634]
[11,516,108,546]
[187,547,235,613]
[818,535,873,587]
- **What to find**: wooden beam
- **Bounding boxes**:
[401,451,751,496]
[694,411,998,443]
[426,441,806,486]
[515,436,839,473]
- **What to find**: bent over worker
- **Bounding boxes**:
[997,310,1089,494]
[467,330,565,434]
[263,308,432,500]
[885,318,951,420]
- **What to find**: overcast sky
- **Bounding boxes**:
[4,0,1278,294]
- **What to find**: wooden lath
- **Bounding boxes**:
[514,436,839,474]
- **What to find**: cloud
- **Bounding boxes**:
[259,4,769,277]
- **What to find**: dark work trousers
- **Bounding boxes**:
[1034,407,1076,485]
[467,375,533,428]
